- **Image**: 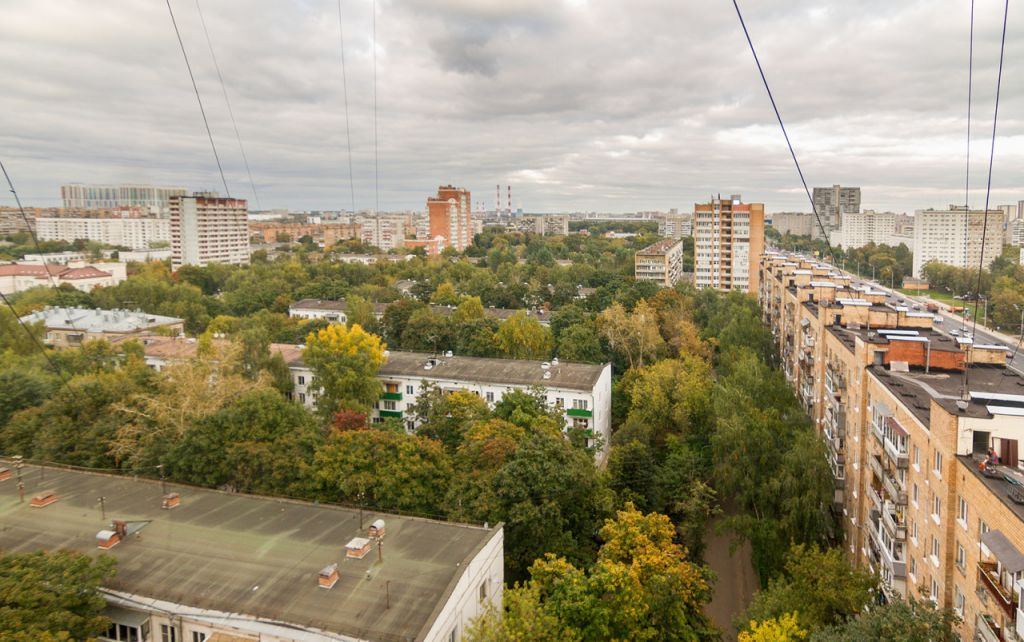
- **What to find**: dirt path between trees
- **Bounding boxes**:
[703,518,759,641]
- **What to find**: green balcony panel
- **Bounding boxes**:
[566,408,593,418]
[379,410,403,418]
[381,392,403,401]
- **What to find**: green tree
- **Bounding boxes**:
[556,322,606,363]
[408,385,490,452]
[452,296,486,323]
[167,388,322,495]
[304,323,386,418]
[494,311,553,360]
[739,545,876,634]
[431,281,461,305]
[810,598,959,642]
[466,504,717,642]
[596,300,665,369]
[311,430,452,515]
[739,613,807,642]
[344,295,377,330]
[0,550,116,641]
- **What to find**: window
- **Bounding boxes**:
[911,518,918,545]
[932,495,941,523]
[934,450,943,478]
[980,519,990,538]
[931,537,941,566]
[406,385,414,395]
[298,375,305,385]
[486,391,494,403]
[573,399,588,410]
[104,624,141,642]
[192,634,207,642]
[954,585,965,616]
[912,483,919,506]
[956,542,966,572]
[910,556,917,578]
[449,628,457,642]
[930,578,939,603]
[161,625,178,642]
[958,496,968,526]
[382,400,396,411]
[555,397,564,407]
[913,445,920,469]
[298,392,306,403]
[479,581,487,602]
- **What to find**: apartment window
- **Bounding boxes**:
[954,585,965,617]
[933,451,943,478]
[555,397,564,407]
[573,399,588,410]
[957,496,968,527]
[980,519,990,539]
[930,578,939,603]
[932,495,941,524]
[479,581,487,602]
[912,483,919,507]
[298,393,306,404]
[192,634,207,642]
[910,556,917,578]
[297,375,305,385]
[956,542,966,573]
[486,391,494,403]
[406,385,414,395]
[161,625,178,642]
[911,519,918,545]
[449,629,457,642]
[931,537,941,566]
[382,400,396,411]
[913,445,920,469]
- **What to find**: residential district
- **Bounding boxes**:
[3,182,1024,642]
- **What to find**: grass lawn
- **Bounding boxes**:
[898,288,958,306]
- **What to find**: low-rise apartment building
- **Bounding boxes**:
[276,347,612,462]
[760,251,1024,641]
[288,299,551,326]
[0,464,503,642]
[0,261,126,295]
[634,238,685,287]
[21,306,184,347]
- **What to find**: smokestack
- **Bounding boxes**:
[496,185,500,215]
[507,185,511,214]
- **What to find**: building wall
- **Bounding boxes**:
[60,184,187,213]
[838,211,897,249]
[694,195,764,293]
[421,527,505,642]
[913,207,1006,277]
[170,196,250,269]
[35,217,171,249]
[769,212,815,237]
[428,186,473,252]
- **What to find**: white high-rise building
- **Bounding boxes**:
[912,206,1005,277]
[358,214,407,251]
[837,210,897,249]
[35,216,170,249]
[170,194,249,270]
[658,214,693,239]
[60,184,187,213]
[693,195,765,293]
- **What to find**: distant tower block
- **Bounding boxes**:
[507,186,511,215]
[496,184,500,215]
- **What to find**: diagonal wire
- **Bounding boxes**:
[967,0,1009,392]
[337,0,357,215]
[731,0,835,267]
[0,290,74,390]
[372,0,380,215]
[165,0,230,197]
[195,0,260,209]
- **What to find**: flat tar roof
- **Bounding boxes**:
[0,464,499,642]
[870,364,1024,425]
[378,351,606,392]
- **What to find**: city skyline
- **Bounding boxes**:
[1,1,1022,213]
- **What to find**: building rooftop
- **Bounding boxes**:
[635,238,682,255]
[268,345,606,392]
[869,364,1024,425]
[20,307,183,333]
[0,463,499,642]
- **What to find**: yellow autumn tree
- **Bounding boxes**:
[738,614,807,642]
[304,323,386,419]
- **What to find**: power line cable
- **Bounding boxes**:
[194,0,260,209]
[731,0,836,267]
[165,0,230,197]
[967,0,1009,393]
[372,0,380,215]
[336,0,357,215]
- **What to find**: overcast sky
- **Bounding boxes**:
[1,0,1022,213]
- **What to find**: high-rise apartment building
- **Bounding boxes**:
[693,194,764,293]
[36,216,170,249]
[838,210,898,249]
[657,213,693,239]
[170,194,249,270]
[427,185,473,252]
[61,184,187,213]
[912,206,1005,277]
[812,185,861,239]
[358,214,407,251]
[759,251,1024,642]
[769,212,816,237]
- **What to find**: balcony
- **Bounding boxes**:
[868,454,884,482]
[868,485,883,512]
[883,437,910,470]
[379,410,402,419]
[978,561,1017,620]
[381,391,403,401]
[567,408,593,418]
[871,419,885,445]
[882,468,908,505]
[977,613,1004,642]
[881,502,907,540]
